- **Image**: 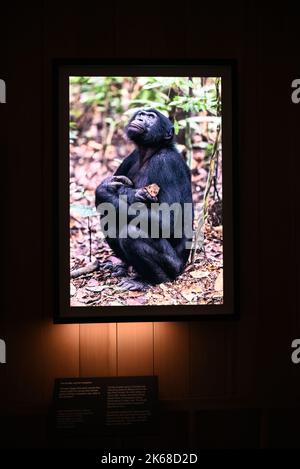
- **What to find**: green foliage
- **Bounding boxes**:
[70,75,221,118]
[69,75,222,170]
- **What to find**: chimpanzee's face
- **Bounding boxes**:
[126,108,174,146]
[127,110,158,136]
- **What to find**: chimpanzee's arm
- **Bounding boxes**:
[95,150,192,237]
[95,151,140,207]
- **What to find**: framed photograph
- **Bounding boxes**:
[54,61,237,323]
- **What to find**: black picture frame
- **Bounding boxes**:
[54,60,238,323]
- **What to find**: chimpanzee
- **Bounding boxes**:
[95,109,193,291]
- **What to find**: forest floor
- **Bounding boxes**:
[70,223,223,307]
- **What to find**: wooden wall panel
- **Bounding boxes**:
[154,323,190,399]
[43,3,116,59]
[79,324,117,377]
[41,323,80,403]
[117,323,154,376]
[189,323,234,398]
[1,5,81,414]
[232,3,261,400]
[185,2,244,59]
[114,2,186,60]
[256,9,298,407]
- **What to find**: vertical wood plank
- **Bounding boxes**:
[79,324,117,377]
[41,3,82,407]
[230,3,261,400]
[189,323,233,398]
[154,322,189,399]
[41,323,80,403]
[115,2,186,59]
[117,323,154,376]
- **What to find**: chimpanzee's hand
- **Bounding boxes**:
[135,187,158,203]
[105,175,133,192]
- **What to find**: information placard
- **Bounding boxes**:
[53,376,158,436]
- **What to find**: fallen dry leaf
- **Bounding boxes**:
[181,292,196,302]
[190,270,209,279]
[214,270,223,291]
[86,278,99,287]
[128,291,145,298]
[76,290,89,303]
[86,285,110,293]
[108,300,123,306]
[71,298,85,306]
[190,285,203,293]
[126,297,147,306]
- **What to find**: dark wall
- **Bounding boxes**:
[0,2,299,449]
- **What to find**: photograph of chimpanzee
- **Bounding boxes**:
[69,76,223,307]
